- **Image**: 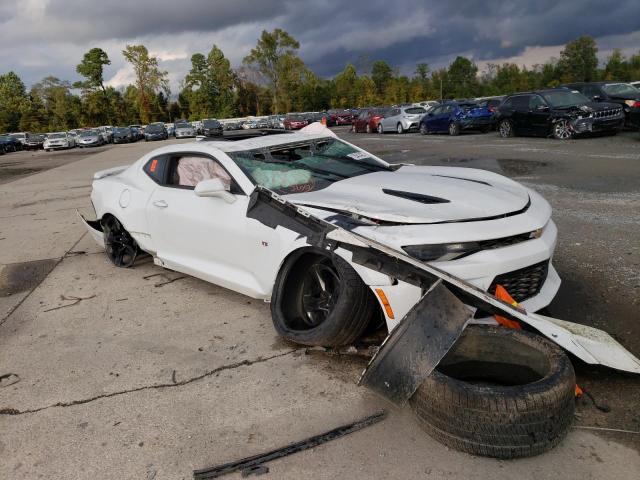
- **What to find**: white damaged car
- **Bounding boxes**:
[81,129,559,346]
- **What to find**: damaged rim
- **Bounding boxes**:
[102,216,138,268]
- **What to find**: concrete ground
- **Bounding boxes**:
[1,131,639,479]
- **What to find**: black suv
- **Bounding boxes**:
[562,82,640,128]
[202,119,223,137]
[496,89,624,139]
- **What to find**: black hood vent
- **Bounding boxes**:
[382,188,450,204]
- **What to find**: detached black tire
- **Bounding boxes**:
[410,326,575,459]
[271,249,375,347]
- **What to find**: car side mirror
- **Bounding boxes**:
[194,178,236,203]
[427,112,434,116]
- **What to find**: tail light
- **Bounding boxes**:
[488,106,496,113]
[633,101,640,108]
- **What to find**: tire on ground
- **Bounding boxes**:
[410,325,575,459]
[270,248,375,347]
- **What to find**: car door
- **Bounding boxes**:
[145,152,274,297]
[436,105,453,131]
[527,94,551,135]
[424,106,442,130]
[510,95,532,134]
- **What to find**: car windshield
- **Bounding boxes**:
[405,107,426,114]
[80,130,96,137]
[228,138,390,194]
[175,122,191,128]
[114,127,129,134]
[203,119,219,128]
[602,83,639,96]
[146,123,164,132]
[287,115,304,121]
[48,133,65,139]
[541,90,589,107]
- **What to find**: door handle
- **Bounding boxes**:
[153,200,168,208]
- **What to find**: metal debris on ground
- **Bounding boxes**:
[193,411,386,479]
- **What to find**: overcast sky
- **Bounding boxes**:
[2,0,639,92]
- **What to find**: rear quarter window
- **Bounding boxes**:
[143,156,167,184]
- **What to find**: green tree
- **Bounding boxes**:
[122,44,169,123]
[0,71,28,132]
[75,48,111,93]
[332,63,359,108]
[243,29,301,113]
[558,36,599,82]
[446,56,479,98]
[603,49,629,81]
[30,76,79,130]
[371,60,394,95]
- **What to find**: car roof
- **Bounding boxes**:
[201,132,334,152]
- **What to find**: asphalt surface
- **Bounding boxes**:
[0,129,639,479]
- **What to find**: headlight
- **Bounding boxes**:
[402,242,483,262]
[403,226,546,262]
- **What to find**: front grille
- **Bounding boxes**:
[593,108,622,119]
[488,260,549,302]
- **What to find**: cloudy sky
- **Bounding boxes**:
[1,0,639,92]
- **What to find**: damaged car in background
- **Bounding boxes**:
[79,127,640,459]
[496,88,624,139]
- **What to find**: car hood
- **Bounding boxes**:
[283,166,530,224]
[80,136,99,141]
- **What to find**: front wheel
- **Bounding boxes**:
[270,249,375,347]
[448,122,460,136]
[396,123,404,134]
[419,123,428,135]
[498,119,514,138]
[377,123,384,134]
[553,120,573,140]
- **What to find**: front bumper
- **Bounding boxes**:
[571,115,624,134]
[371,219,559,325]
[44,142,69,149]
[175,131,195,138]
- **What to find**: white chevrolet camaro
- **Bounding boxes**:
[82,128,559,346]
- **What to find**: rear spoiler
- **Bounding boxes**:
[93,165,130,180]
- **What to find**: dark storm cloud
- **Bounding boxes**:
[1,0,639,88]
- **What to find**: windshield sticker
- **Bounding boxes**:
[347,151,371,160]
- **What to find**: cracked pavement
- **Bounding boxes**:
[1,135,639,479]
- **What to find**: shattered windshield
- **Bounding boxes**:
[228,138,390,194]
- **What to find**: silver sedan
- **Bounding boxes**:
[378,106,427,134]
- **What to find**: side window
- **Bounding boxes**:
[165,154,240,194]
[529,95,546,110]
[430,106,442,115]
[512,96,530,111]
[583,85,601,99]
[143,155,168,184]
[502,98,513,109]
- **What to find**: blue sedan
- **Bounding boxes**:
[419,101,494,135]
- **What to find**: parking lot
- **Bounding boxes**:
[1,128,639,479]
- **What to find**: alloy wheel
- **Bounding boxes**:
[102,216,137,268]
[553,120,572,140]
[300,259,340,327]
[499,120,512,138]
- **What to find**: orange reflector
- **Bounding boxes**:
[575,384,583,398]
[150,158,158,172]
[375,288,395,320]
[494,284,522,330]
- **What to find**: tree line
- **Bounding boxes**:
[1,31,639,133]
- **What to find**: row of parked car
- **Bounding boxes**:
[348,82,640,140]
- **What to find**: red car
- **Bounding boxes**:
[328,110,354,126]
[352,108,389,133]
[283,115,309,130]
